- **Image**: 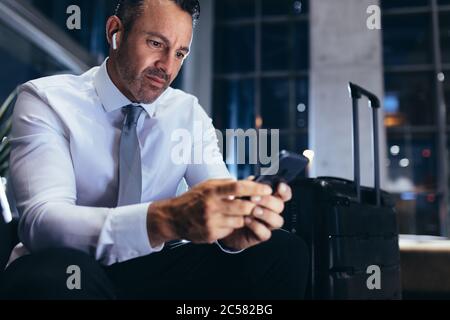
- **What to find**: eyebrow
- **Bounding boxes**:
[144,31,190,54]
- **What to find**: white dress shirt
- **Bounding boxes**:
[8,59,233,266]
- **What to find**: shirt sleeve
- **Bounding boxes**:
[184,100,245,254]
[10,83,163,266]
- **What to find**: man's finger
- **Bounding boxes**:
[250,195,285,214]
[251,208,284,230]
[220,216,245,229]
[244,217,272,242]
[221,199,256,216]
[274,183,292,202]
[215,180,272,198]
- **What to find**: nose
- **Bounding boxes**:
[155,51,175,78]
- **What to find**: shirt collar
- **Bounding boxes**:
[94,58,164,117]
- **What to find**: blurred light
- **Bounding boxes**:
[297,103,306,113]
[293,1,303,14]
[390,145,400,156]
[255,116,263,128]
[401,192,416,201]
[399,158,410,168]
[438,72,445,82]
[384,115,406,127]
[427,193,436,203]
[422,149,431,158]
[384,94,399,113]
[303,150,315,163]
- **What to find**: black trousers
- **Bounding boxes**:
[0,230,309,300]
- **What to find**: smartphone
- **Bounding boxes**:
[253,150,309,191]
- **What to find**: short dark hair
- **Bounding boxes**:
[114,0,200,34]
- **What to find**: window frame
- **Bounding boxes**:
[213,0,310,177]
[382,0,450,236]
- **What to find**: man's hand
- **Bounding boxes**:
[146,179,273,247]
[218,179,293,251]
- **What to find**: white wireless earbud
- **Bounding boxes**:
[112,33,118,50]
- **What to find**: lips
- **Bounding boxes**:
[146,75,166,87]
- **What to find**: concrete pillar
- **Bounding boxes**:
[309,0,387,188]
[182,0,214,116]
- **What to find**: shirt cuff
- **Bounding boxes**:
[97,202,164,265]
[215,240,246,254]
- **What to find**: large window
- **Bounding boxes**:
[213,0,309,178]
[382,0,450,236]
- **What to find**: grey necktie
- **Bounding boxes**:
[117,105,145,206]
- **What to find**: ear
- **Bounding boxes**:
[106,16,122,50]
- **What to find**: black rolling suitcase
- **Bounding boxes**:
[284,83,401,300]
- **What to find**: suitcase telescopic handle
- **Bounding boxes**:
[348,82,381,207]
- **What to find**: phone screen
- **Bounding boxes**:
[255,150,309,190]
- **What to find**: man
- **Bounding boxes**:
[0,0,309,299]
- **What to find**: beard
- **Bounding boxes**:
[116,46,171,104]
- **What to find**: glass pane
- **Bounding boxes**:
[214,25,255,74]
[261,0,308,16]
[262,23,290,71]
[440,12,450,64]
[383,13,433,66]
[295,132,308,153]
[261,78,290,129]
[386,132,437,190]
[31,0,109,58]
[444,75,450,125]
[414,192,440,235]
[32,0,91,44]
[261,22,308,72]
[295,77,308,129]
[294,21,309,70]
[386,132,438,235]
[213,79,255,130]
[213,79,255,179]
[384,72,435,126]
[0,21,68,104]
[439,0,450,5]
[215,0,255,21]
[381,0,430,9]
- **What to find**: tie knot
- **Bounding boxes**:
[123,105,144,128]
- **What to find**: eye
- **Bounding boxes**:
[176,52,185,60]
[148,40,162,48]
